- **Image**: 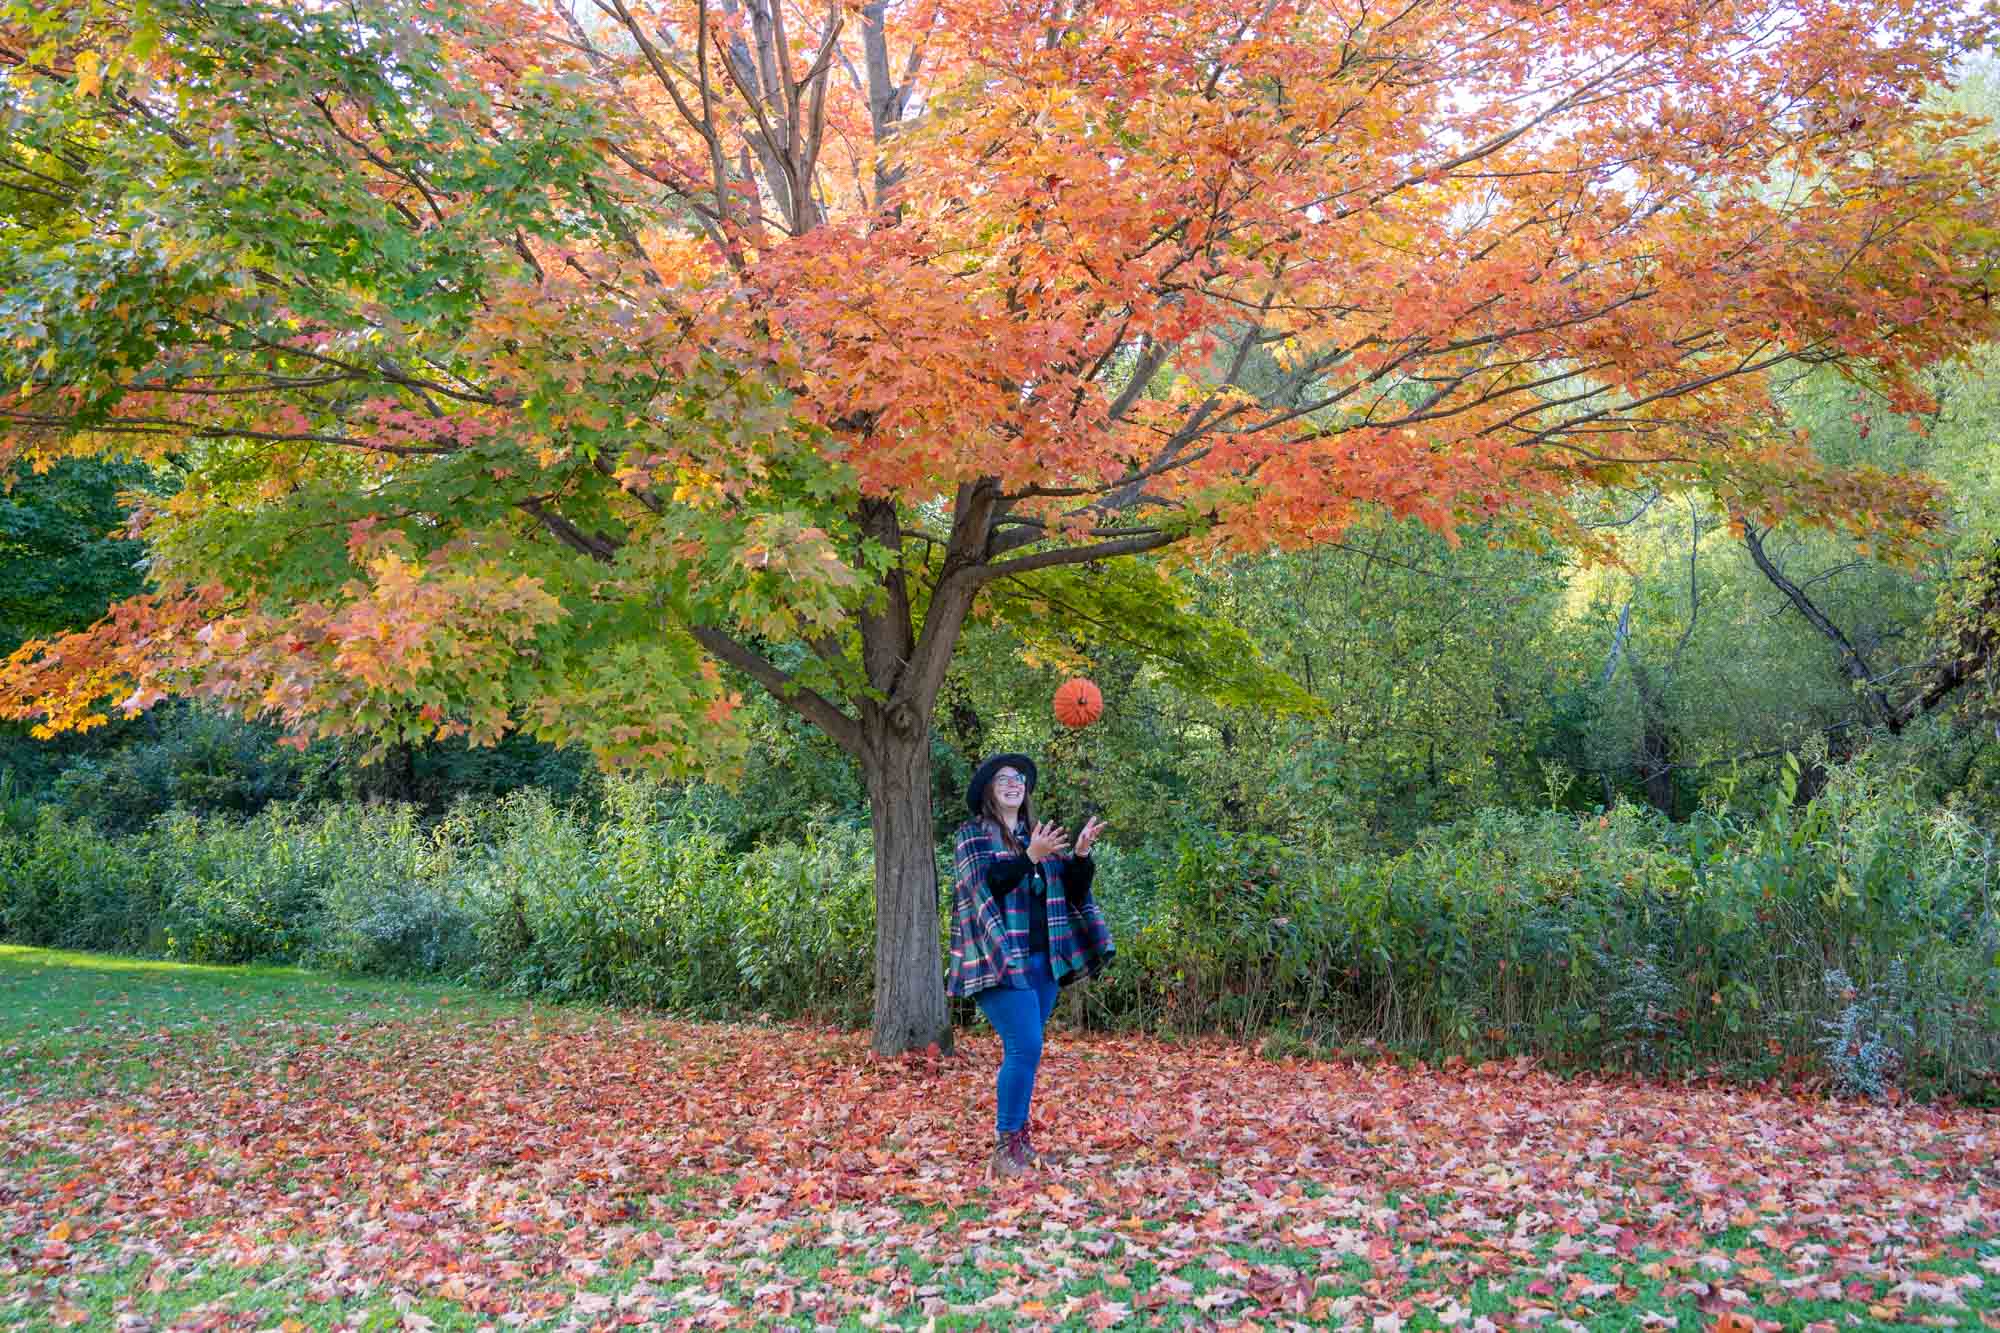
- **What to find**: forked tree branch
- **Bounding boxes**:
[691,626,863,754]
[515,493,863,752]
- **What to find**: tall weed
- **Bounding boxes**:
[3,759,1995,1096]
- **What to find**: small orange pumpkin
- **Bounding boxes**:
[1053,677,1103,728]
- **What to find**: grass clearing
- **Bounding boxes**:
[0,945,567,1098]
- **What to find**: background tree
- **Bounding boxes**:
[0,457,146,794]
[0,458,140,652]
[5,0,2000,1052]
[1551,330,2000,814]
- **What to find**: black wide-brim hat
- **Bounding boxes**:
[966,753,1037,815]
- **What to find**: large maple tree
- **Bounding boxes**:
[4,0,1999,1052]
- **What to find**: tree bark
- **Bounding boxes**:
[848,487,994,1055]
[1628,656,1677,817]
[860,699,952,1056]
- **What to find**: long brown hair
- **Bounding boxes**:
[981,785,1033,858]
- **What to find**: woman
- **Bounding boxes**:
[947,752,1115,1180]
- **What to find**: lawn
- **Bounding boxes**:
[1,946,1997,1331]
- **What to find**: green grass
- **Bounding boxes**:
[2,945,1996,1331]
[0,943,518,1032]
[0,945,526,1096]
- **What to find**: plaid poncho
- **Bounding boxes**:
[946,818,1116,999]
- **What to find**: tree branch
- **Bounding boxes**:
[690,626,862,755]
[1740,521,1899,729]
[896,480,1001,722]
[1671,497,1702,670]
[514,492,865,754]
[976,531,1178,582]
[1599,601,1633,688]
[518,498,621,562]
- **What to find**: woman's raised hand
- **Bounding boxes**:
[1026,820,1070,863]
[1075,816,1107,857]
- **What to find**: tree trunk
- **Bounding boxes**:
[1629,657,1677,818]
[861,705,953,1056]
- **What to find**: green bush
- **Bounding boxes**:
[308,803,476,976]
[46,705,315,833]
[1059,761,2000,1095]
[0,804,159,952]
[731,812,875,1020]
[151,809,331,964]
[2,760,1996,1097]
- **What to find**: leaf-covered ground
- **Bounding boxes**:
[2,946,1997,1331]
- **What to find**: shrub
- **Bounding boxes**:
[47,705,311,833]
[3,758,1996,1097]
[1058,764,2000,1095]
[1818,962,1914,1100]
[0,804,160,953]
[151,809,330,964]
[309,804,476,975]
[732,812,875,1020]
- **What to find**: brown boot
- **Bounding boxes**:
[987,1130,1028,1182]
[1015,1126,1045,1169]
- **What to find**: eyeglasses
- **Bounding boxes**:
[993,771,1027,787]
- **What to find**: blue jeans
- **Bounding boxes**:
[974,952,1060,1134]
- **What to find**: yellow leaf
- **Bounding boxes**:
[74,50,102,99]
[47,1220,71,1242]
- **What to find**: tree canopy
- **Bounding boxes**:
[5,0,2000,1050]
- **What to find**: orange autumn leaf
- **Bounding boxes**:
[7,0,1993,753]
[6,981,2000,1327]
